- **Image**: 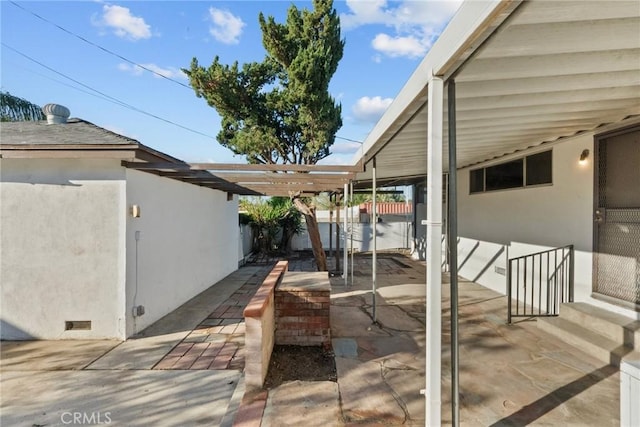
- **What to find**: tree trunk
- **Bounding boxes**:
[291,195,327,271]
[279,225,294,255]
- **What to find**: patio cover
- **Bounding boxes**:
[353,0,640,185]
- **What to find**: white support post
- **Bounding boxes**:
[344,183,348,286]
[350,181,354,286]
[425,76,443,427]
[372,157,377,323]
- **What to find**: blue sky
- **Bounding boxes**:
[1,1,461,165]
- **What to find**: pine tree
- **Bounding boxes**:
[185,0,344,271]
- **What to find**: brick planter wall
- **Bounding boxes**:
[275,272,330,347]
[243,261,288,391]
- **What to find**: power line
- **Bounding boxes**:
[2,42,217,140]
[2,59,136,106]
[8,0,192,90]
[7,1,363,148]
[5,43,362,149]
[335,135,363,144]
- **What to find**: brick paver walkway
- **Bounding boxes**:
[153,266,273,371]
[151,251,373,372]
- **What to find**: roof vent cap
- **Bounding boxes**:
[42,103,70,124]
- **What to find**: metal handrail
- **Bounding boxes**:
[507,244,574,323]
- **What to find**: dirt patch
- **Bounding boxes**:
[264,345,337,388]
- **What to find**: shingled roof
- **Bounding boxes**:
[1,118,139,147]
[0,118,259,195]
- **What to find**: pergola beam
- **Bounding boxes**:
[212,172,355,181]
[123,161,363,173]
[122,160,357,196]
[239,183,345,193]
[191,162,363,172]
[157,171,349,186]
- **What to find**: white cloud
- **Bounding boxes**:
[317,154,351,166]
[339,0,388,30]
[372,33,426,58]
[208,7,245,44]
[340,0,462,59]
[352,96,393,123]
[341,0,461,30]
[331,140,364,154]
[95,5,152,40]
[118,63,187,80]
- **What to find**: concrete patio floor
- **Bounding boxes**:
[251,253,620,426]
[1,252,621,426]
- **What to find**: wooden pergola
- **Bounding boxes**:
[122,161,363,197]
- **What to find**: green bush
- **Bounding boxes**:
[240,197,302,254]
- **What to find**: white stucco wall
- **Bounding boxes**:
[458,135,594,251]
[0,158,126,340]
[124,169,239,336]
[240,224,253,260]
[452,130,637,319]
[290,221,411,253]
[456,135,592,299]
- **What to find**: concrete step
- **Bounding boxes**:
[537,316,640,367]
[559,302,640,351]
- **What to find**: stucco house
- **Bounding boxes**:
[1,106,245,340]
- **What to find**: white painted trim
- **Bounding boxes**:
[426,76,444,426]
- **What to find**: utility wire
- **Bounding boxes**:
[335,135,363,144]
[8,1,364,148]
[8,0,192,90]
[2,42,216,140]
[5,43,361,147]
[7,1,363,147]
[3,59,136,106]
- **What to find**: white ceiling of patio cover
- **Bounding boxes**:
[355,0,640,184]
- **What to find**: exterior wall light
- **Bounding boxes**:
[579,149,589,164]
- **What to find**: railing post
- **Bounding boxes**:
[516,260,520,317]
[546,251,551,315]
[553,249,558,314]
[569,244,575,302]
[523,258,527,317]
[538,253,542,316]
[507,258,512,324]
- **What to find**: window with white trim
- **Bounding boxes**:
[470,149,552,194]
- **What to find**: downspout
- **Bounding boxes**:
[448,79,460,427]
[425,76,443,427]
